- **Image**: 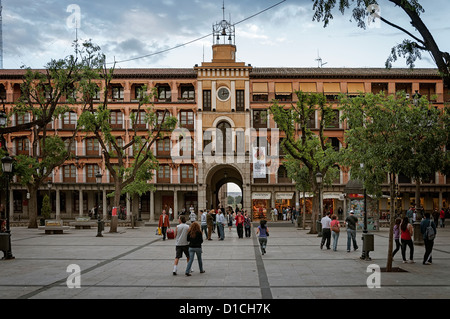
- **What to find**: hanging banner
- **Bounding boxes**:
[252,146,266,178]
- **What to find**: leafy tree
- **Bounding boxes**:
[270,91,340,234]
[339,91,447,271]
[11,41,104,228]
[311,0,450,88]
[78,71,177,232]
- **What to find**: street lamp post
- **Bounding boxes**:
[96,171,104,237]
[1,155,14,260]
[316,172,323,237]
[47,180,52,218]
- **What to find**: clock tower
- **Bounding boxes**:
[195,9,253,212]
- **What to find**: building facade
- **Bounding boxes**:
[1,33,449,225]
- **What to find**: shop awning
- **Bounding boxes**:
[252,193,271,200]
[323,192,344,200]
[323,83,341,93]
[275,82,293,95]
[253,82,268,94]
[347,83,365,94]
[276,192,294,200]
[299,82,317,93]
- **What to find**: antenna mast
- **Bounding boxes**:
[315,50,328,68]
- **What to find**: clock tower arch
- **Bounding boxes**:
[195,8,253,213]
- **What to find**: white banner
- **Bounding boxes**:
[253,146,266,178]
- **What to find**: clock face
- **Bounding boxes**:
[217,87,230,101]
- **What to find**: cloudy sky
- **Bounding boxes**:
[3,0,449,70]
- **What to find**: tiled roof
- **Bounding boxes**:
[250,67,442,79]
[0,68,197,79]
[0,67,441,80]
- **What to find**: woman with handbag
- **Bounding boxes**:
[256,220,269,255]
[158,210,170,241]
[330,215,340,251]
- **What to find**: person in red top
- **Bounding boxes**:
[158,210,171,240]
[235,211,245,238]
[439,208,446,228]
[400,217,415,264]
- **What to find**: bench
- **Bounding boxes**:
[38,220,69,234]
[69,217,98,229]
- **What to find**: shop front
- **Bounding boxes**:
[252,193,271,220]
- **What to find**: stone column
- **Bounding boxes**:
[55,189,61,220]
[79,191,83,217]
[149,191,155,222]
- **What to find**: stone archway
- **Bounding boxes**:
[204,164,244,210]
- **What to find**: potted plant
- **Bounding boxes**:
[40,194,51,226]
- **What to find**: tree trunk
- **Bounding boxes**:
[109,179,121,233]
[385,175,396,272]
[27,186,38,229]
[415,179,422,220]
[308,192,319,234]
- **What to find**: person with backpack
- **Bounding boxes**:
[420,212,437,265]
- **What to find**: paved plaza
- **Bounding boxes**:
[1,221,449,304]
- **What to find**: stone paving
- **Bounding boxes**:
[1,221,449,303]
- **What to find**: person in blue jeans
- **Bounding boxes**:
[185,222,205,276]
[256,220,269,255]
[345,211,359,252]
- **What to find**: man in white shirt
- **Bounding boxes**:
[200,210,208,239]
[216,210,226,240]
[173,215,190,275]
[320,212,332,250]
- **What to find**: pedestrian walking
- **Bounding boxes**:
[206,210,214,240]
[270,207,275,222]
[173,215,190,275]
[200,210,208,239]
[227,211,233,231]
[244,212,251,238]
[158,209,170,241]
[189,210,197,224]
[392,218,402,258]
[330,215,340,251]
[420,212,437,265]
[345,210,359,252]
[439,208,446,228]
[400,216,415,264]
[320,212,332,250]
[235,211,245,238]
[185,222,205,276]
[256,220,269,255]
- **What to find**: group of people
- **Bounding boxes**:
[393,212,437,265]
[158,206,270,276]
[320,210,359,252]
[269,206,298,222]
[199,207,252,240]
[320,209,439,266]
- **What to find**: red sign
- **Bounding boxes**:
[112,207,118,216]
[348,194,364,199]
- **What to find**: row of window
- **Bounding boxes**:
[251,82,440,102]
[1,81,444,106]
[44,164,295,185]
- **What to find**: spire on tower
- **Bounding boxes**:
[213,1,235,45]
